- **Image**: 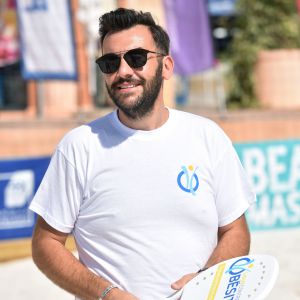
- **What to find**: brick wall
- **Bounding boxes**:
[201,109,300,142]
[1,108,300,158]
[0,121,77,157]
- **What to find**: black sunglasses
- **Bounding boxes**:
[95,48,166,74]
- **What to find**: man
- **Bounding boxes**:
[30,8,255,300]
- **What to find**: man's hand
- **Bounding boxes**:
[107,288,140,300]
[171,272,198,291]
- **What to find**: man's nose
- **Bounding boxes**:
[117,57,134,78]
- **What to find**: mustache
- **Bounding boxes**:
[111,78,145,89]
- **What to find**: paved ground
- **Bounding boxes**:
[249,228,300,300]
[0,228,299,300]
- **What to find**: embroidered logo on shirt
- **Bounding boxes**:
[177,165,199,195]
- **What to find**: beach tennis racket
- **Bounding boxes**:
[167,254,279,300]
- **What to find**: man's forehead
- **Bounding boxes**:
[102,25,154,54]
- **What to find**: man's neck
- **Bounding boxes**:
[117,103,169,131]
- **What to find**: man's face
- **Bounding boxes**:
[101,25,164,120]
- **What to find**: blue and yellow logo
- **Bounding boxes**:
[223,257,255,299]
[225,257,254,275]
[177,165,199,195]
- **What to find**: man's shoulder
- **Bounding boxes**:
[58,111,114,149]
[171,108,220,130]
[171,108,232,147]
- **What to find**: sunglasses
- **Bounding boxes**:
[95,48,166,74]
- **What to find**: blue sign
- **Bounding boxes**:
[208,0,237,16]
[235,140,300,231]
[0,157,50,240]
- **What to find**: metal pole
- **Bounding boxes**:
[36,80,44,119]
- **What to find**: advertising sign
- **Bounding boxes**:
[16,0,77,80]
[208,0,237,16]
[235,140,300,231]
[0,156,50,240]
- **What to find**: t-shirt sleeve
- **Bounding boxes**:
[213,143,256,227]
[29,149,83,233]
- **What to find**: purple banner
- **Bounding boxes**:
[163,0,214,75]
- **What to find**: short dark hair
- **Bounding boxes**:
[99,8,170,54]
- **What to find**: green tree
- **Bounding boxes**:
[226,0,300,107]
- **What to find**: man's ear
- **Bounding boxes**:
[162,55,174,80]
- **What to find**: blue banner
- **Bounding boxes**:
[235,140,300,231]
[0,157,50,240]
[208,0,237,16]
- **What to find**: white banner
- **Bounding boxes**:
[16,0,77,80]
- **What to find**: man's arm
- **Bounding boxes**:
[203,213,250,268]
[171,214,250,290]
[32,216,139,300]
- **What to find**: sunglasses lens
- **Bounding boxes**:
[124,49,148,69]
[96,54,120,74]
[96,49,151,74]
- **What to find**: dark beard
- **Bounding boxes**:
[106,62,163,120]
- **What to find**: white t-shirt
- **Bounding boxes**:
[29,108,255,299]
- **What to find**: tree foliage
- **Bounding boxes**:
[226,0,300,107]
